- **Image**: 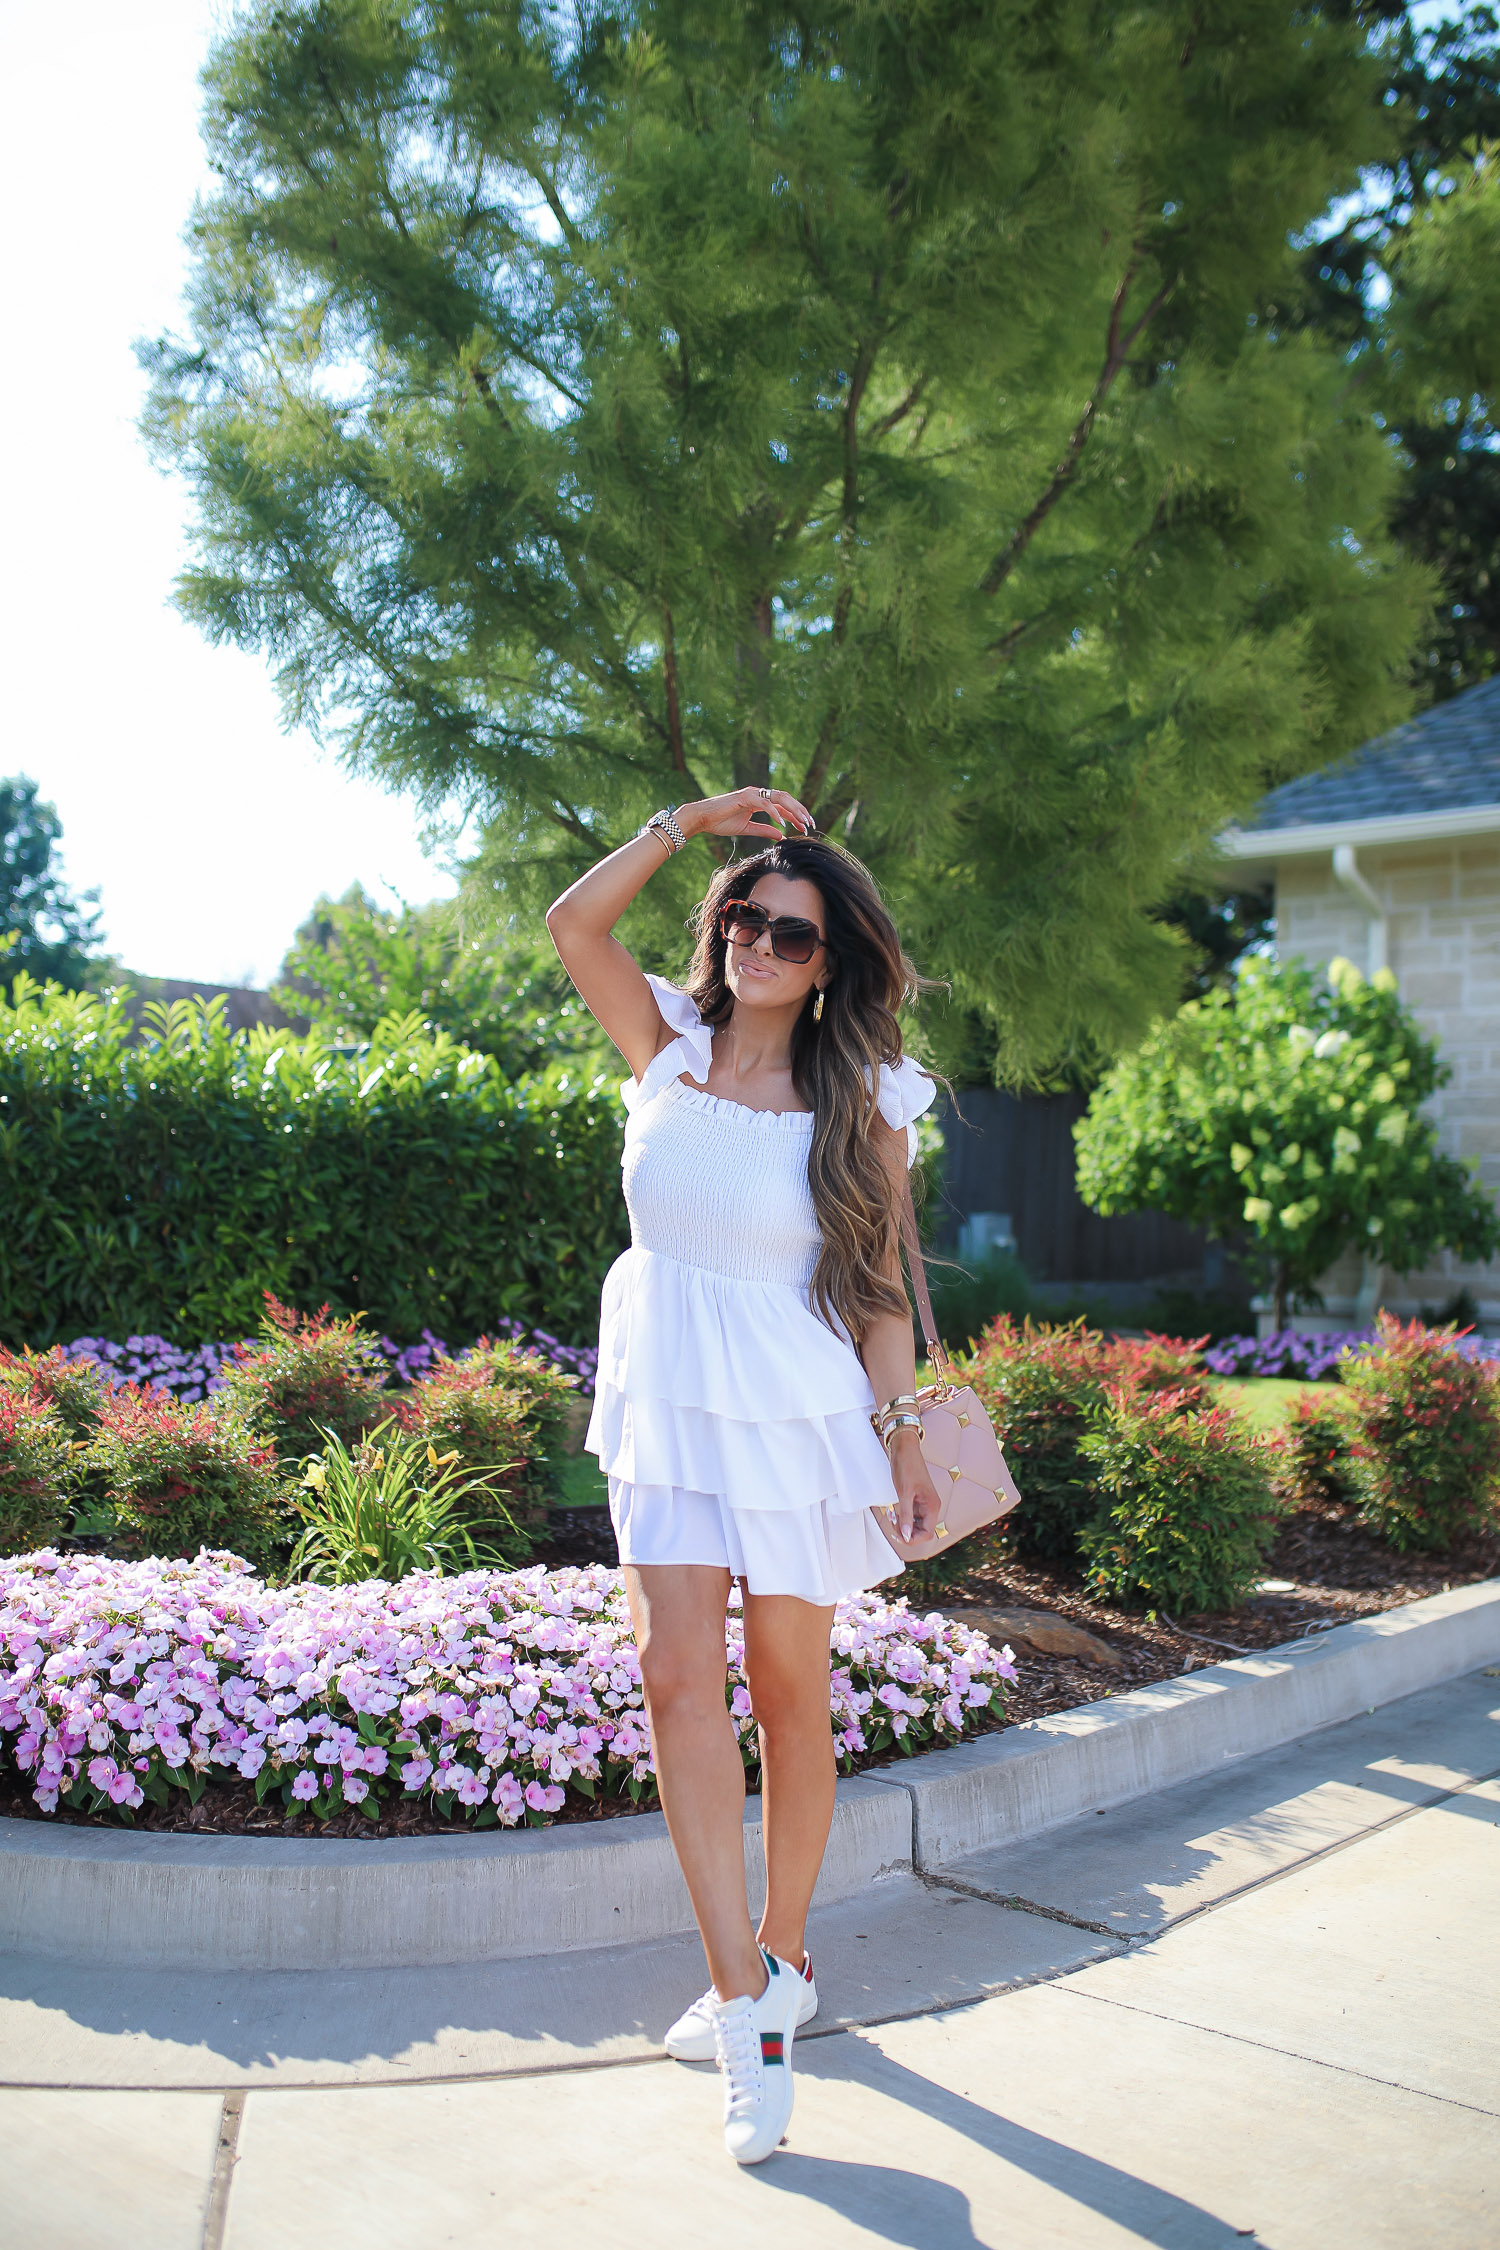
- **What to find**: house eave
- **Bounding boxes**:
[1222,800,1500,865]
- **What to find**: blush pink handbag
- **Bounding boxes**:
[871,1178,1023,1564]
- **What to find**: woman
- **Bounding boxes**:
[546,786,941,2166]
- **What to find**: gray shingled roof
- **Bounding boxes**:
[1246,672,1500,832]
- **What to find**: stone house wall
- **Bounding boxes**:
[1274,836,1500,1325]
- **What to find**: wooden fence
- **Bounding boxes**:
[934,1088,1212,1286]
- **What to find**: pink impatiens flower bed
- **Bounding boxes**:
[0,1551,1016,1828]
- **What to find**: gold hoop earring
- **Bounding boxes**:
[813,990,825,1023]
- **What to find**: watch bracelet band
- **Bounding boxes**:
[642,805,687,855]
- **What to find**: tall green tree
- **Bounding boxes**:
[1298,5,1500,701]
[274,884,610,1075]
[146,0,1431,1081]
[1,776,105,991]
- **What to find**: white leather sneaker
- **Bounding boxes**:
[665,1951,818,2062]
[714,1951,803,2165]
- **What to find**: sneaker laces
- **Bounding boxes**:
[714,2002,764,2119]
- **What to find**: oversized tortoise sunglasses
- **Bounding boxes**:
[718,900,827,966]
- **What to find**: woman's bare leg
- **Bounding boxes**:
[741,1593,837,1970]
[623,1562,764,2002]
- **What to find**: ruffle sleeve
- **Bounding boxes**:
[870,1054,938,1167]
[622,974,714,1112]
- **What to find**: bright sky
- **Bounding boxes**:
[0,2,456,989]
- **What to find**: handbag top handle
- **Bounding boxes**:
[896,1171,955,1392]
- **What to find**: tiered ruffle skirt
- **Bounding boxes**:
[586,1246,902,1604]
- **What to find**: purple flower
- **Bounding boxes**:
[0,1555,1014,1836]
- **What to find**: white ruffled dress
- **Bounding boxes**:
[585,975,938,1605]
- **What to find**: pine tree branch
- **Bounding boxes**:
[524,163,585,257]
[800,346,882,812]
[866,379,925,442]
[799,703,841,819]
[733,591,775,788]
[979,261,1178,598]
[662,606,687,775]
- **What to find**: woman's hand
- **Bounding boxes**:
[679,788,816,841]
[886,1427,943,1546]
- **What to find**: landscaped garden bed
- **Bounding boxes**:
[3,1304,1497,1843]
[0,1551,1014,1837]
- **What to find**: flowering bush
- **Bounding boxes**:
[0,1392,73,1555]
[52,1319,599,1402]
[1079,1387,1282,1613]
[1202,1328,1500,1380]
[215,1297,390,1461]
[390,1340,577,1530]
[383,1321,598,1396]
[53,1335,241,1405]
[82,1390,288,1571]
[1342,1314,1500,1553]
[0,1551,1017,1825]
[1075,954,1500,1328]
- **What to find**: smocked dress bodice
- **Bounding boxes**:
[623,1081,820,1289]
[585,976,937,1603]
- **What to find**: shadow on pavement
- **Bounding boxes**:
[757,2040,1261,2248]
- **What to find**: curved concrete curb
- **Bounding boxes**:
[0,1774,911,1974]
[2,1578,1495,1971]
[869,1577,1500,1866]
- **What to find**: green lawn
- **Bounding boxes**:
[552,1451,610,1508]
[1207,1375,1346,1434]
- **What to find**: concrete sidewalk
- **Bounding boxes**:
[3,1668,1496,2249]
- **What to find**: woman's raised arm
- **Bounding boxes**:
[544,789,815,1081]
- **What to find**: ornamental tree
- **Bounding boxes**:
[1073,956,1500,1327]
[142,0,1432,1083]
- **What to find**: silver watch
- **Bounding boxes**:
[642,805,688,854]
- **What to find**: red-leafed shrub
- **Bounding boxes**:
[963,1319,1210,1567]
[84,1385,288,1567]
[1343,1315,1500,1553]
[389,1338,577,1538]
[1079,1385,1281,1612]
[962,1318,1110,1565]
[1106,1332,1211,1409]
[0,1344,111,1440]
[0,1388,73,1554]
[215,1295,389,1461]
[1270,1390,1358,1512]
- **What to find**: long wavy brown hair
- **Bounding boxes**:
[683,836,928,1342]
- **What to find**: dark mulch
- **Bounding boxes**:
[4,1500,1495,1840]
[935,1501,1500,1727]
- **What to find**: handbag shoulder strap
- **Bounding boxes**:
[896,1169,953,1385]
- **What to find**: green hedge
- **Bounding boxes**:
[0,980,627,1347]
